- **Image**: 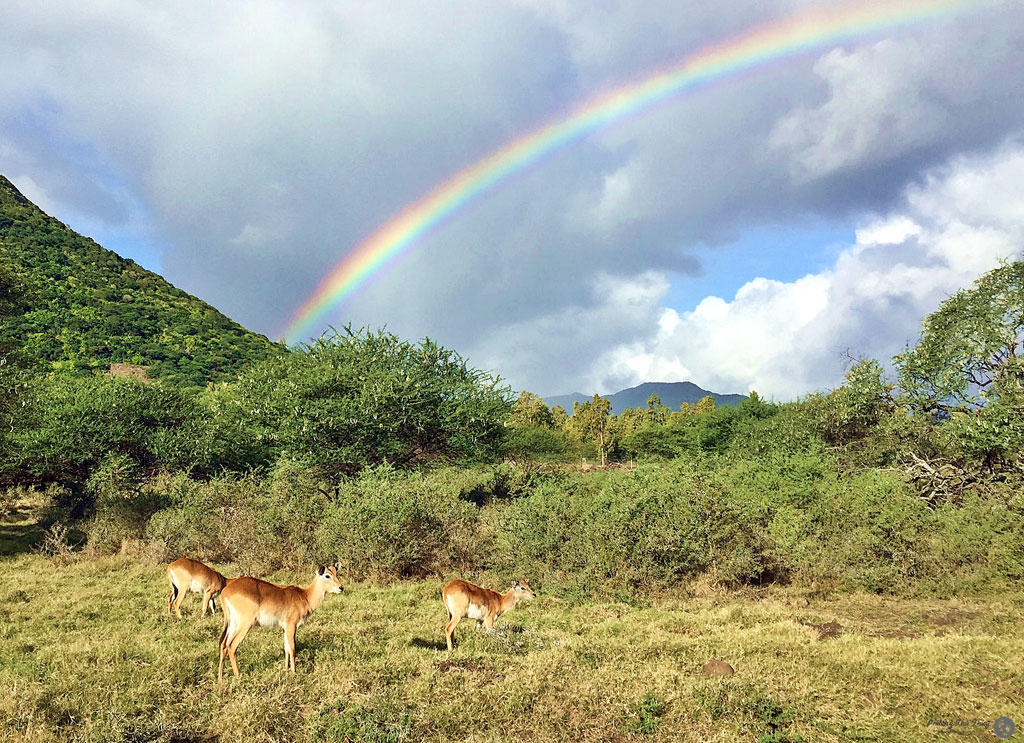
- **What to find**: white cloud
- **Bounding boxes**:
[769,17,1024,182]
[473,141,1024,397]
[578,142,1024,399]
[2,1,1023,396]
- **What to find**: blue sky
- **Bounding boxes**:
[664,222,851,311]
[2,1,1023,398]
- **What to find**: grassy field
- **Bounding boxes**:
[1,544,1022,743]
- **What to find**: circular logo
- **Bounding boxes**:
[994,717,1015,739]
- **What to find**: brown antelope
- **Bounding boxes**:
[218,564,343,681]
[167,557,228,618]
[442,579,536,651]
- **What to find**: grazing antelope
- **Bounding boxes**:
[167,558,228,618]
[442,579,536,651]
[218,564,343,681]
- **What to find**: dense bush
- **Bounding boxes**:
[15,260,1024,601]
[504,425,571,460]
[204,328,513,478]
[10,375,212,512]
[85,452,1024,596]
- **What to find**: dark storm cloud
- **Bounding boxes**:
[2,0,1023,394]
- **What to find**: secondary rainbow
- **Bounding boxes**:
[283,0,980,341]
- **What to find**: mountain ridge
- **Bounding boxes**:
[544,381,746,414]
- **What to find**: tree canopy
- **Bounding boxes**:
[205,327,513,477]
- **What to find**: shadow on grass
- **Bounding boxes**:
[411,637,448,651]
[0,521,44,557]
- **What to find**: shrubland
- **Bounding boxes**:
[2,255,1024,742]
[2,261,1023,601]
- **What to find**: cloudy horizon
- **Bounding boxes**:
[3,0,1023,400]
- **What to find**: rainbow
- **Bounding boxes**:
[282,0,981,341]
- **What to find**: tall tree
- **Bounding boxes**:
[571,394,613,466]
[695,395,717,415]
[645,393,670,426]
[510,390,554,428]
[895,259,1024,466]
[895,260,1024,414]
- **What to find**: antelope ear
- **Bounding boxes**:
[333,562,341,571]
[317,565,326,576]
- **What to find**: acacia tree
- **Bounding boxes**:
[695,395,717,415]
[570,394,613,465]
[207,327,513,478]
[509,391,554,428]
[895,259,1024,466]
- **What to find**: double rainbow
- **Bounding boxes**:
[282,0,979,342]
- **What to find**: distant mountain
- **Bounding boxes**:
[0,175,286,386]
[544,381,746,414]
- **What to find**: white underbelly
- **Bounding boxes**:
[466,603,487,620]
[257,612,280,627]
[189,579,205,593]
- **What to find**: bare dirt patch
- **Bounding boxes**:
[921,610,979,628]
[799,619,842,640]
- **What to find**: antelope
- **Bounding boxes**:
[218,564,343,681]
[442,579,536,651]
[167,557,228,618]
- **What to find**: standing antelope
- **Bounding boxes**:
[218,564,343,681]
[442,579,536,651]
[167,557,228,618]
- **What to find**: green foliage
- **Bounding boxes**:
[0,259,35,478]
[567,394,613,465]
[311,700,412,743]
[695,394,717,415]
[143,469,328,573]
[204,327,512,478]
[0,175,284,387]
[314,465,479,579]
[142,465,494,576]
[85,453,170,553]
[509,390,554,427]
[504,424,570,460]
[894,260,1024,466]
[896,260,1024,413]
[623,692,668,735]
[10,375,211,509]
[497,461,780,592]
[619,393,778,460]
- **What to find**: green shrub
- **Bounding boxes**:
[315,465,485,579]
[504,425,570,460]
[205,327,512,479]
[11,375,211,511]
[497,461,779,594]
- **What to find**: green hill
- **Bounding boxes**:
[0,175,285,386]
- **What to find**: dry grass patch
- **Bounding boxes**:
[0,554,1021,742]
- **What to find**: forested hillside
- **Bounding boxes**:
[0,175,284,386]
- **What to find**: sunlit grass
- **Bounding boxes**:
[1,552,1021,742]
